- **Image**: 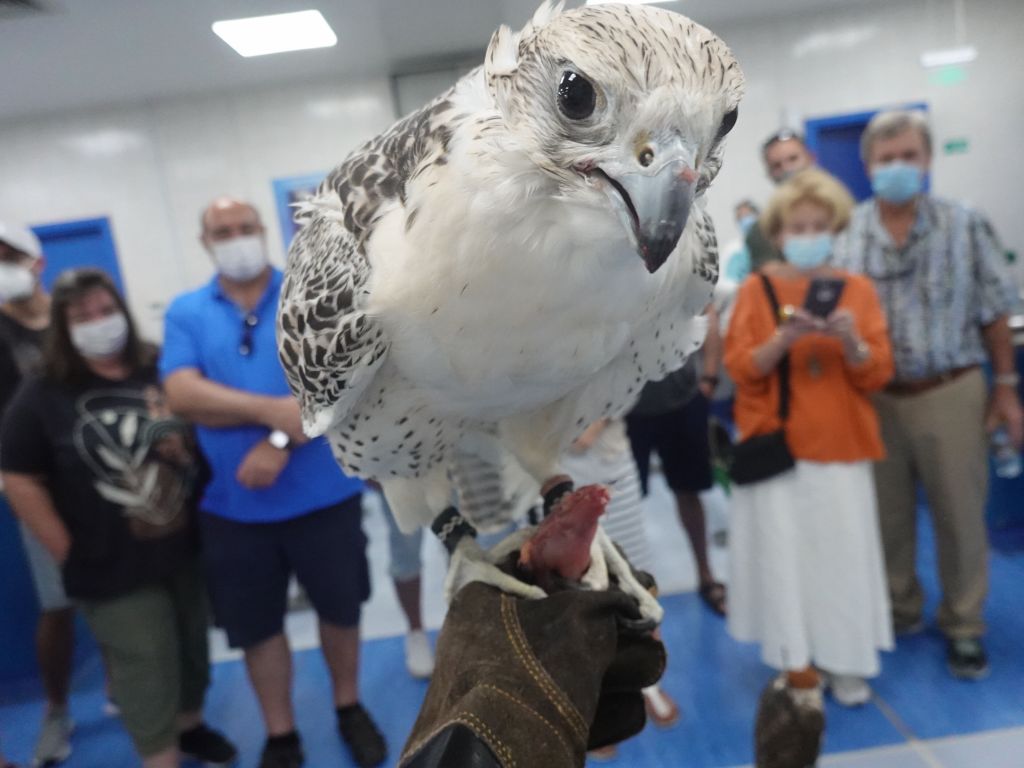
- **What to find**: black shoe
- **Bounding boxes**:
[258,732,304,768]
[179,723,238,767]
[947,637,990,680]
[337,704,387,767]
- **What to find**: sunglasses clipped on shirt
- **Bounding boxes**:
[239,312,259,356]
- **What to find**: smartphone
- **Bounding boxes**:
[803,277,846,318]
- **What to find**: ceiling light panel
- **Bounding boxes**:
[919,46,977,68]
[212,10,337,58]
[585,0,678,6]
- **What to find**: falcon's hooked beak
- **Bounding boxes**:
[583,138,698,273]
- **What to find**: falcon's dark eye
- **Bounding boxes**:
[716,107,739,142]
[557,71,596,120]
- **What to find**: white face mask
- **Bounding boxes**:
[211,235,268,282]
[0,262,37,302]
[70,312,129,359]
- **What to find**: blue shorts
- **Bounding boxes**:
[381,495,424,582]
[199,496,370,648]
[626,394,713,495]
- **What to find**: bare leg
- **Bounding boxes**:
[319,621,359,708]
[674,491,715,586]
[142,747,179,768]
[243,634,295,736]
[177,711,201,732]
[37,608,74,714]
[393,577,423,632]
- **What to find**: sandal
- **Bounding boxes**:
[588,745,617,761]
[643,685,681,729]
[699,581,727,617]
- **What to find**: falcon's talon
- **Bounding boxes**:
[485,528,536,563]
[445,536,547,603]
[580,535,610,591]
[617,614,659,637]
[597,528,664,625]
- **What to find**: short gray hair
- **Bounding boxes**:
[860,109,932,162]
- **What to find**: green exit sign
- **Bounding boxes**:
[943,138,970,155]
[929,65,968,86]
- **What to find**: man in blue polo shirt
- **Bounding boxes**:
[161,197,386,768]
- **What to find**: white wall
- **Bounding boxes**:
[703,0,1024,283]
[0,78,395,337]
[0,0,1021,341]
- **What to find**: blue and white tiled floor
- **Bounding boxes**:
[2,476,1023,767]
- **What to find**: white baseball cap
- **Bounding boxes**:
[0,222,42,259]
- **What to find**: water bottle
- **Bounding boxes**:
[991,427,1022,479]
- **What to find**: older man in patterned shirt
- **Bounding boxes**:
[834,109,1022,680]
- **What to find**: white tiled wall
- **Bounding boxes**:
[0,77,395,338]
[0,0,1021,342]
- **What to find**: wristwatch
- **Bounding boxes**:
[268,429,292,451]
[994,372,1020,388]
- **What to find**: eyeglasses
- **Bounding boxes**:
[239,313,258,356]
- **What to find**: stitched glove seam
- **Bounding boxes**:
[453,713,516,767]
[501,594,589,741]
[401,712,517,768]
[477,682,579,762]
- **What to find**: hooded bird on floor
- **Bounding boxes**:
[754,672,825,768]
[277,1,744,617]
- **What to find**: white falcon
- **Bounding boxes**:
[278,1,744,615]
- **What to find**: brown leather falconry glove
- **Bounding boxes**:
[399,580,665,768]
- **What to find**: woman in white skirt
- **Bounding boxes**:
[724,169,895,706]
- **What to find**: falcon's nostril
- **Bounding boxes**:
[638,147,654,168]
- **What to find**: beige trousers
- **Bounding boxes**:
[872,369,989,639]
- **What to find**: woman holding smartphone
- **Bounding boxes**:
[724,169,895,707]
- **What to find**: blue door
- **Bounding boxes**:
[0,216,119,685]
[805,103,928,202]
[30,216,125,296]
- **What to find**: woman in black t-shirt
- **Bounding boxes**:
[0,269,236,768]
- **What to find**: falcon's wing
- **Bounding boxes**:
[277,89,463,437]
[277,207,388,437]
[692,204,720,286]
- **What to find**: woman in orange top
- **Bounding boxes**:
[724,169,895,707]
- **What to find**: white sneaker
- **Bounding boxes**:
[32,708,73,766]
[405,630,435,679]
[103,697,121,718]
[828,674,872,707]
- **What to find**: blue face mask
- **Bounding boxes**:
[783,233,833,270]
[871,162,924,203]
[725,247,752,283]
[738,214,758,235]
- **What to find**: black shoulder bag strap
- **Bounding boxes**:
[758,273,790,422]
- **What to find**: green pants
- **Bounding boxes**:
[79,557,211,757]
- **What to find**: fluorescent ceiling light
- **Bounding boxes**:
[792,26,877,58]
[212,10,337,58]
[920,46,977,68]
[586,0,677,5]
